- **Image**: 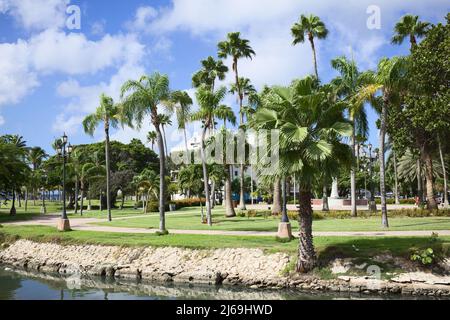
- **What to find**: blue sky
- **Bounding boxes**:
[0,0,448,154]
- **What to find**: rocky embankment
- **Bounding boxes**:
[1,239,450,297]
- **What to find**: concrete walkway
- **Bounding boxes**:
[3,213,450,237]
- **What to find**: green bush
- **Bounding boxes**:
[171,198,206,210]
[411,248,435,265]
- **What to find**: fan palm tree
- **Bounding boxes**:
[147,131,157,151]
[83,94,125,222]
[291,14,329,79]
[392,15,430,49]
[171,90,193,162]
[191,85,228,225]
[218,32,255,210]
[331,56,374,217]
[252,76,352,272]
[120,73,173,233]
[192,56,229,92]
[27,147,48,205]
[229,77,257,124]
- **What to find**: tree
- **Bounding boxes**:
[170,90,193,162]
[83,94,124,222]
[191,85,228,226]
[192,56,229,92]
[27,147,48,205]
[121,73,173,233]
[147,131,157,151]
[392,14,430,48]
[355,57,408,227]
[389,19,449,210]
[218,31,255,210]
[291,14,329,79]
[252,76,352,272]
[178,165,205,222]
[331,56,374,217]
[137,169,159,214]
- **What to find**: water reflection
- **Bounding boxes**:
[0,267,446,300]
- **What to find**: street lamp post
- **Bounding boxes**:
[56,133,73,231]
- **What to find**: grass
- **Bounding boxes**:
[90,207,450,232]
[1,225,449,258]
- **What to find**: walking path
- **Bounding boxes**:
[3,213,449,237]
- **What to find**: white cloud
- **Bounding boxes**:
[0,40,39,106]
[127,6,158,31]
[91,20,106,36]
[0,0,69,31]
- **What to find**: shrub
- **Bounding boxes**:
[172,198,206,210]
[411,248,435,265]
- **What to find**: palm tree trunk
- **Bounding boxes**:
[379,97,389,228]
[87,189,92,211]
[155,124,166,232]
[10,189,16,216]
[162,125,169,160]
[200,126,212,226]
[105,122,112,222]
[322,184,329,211]
[297,189,316,273]
[272,178,282,215]
[33,188,36,206]
[417,159,423,203]
[184,127,190,164]
[438,136,449,208]
[225,165,236,217]
[423,149,438,210]
[210,180,216,209]
[309,35,319,79]
[350,121,357,217]
[80,183,84,216]
[393,150,400,205]
[24,189,28,212]
[74,179,79,214]
[18,192,21,208]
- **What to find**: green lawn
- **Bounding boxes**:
[91,207,450,232]
[1,225,448,258]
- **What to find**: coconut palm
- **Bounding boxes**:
[252,76,352,272]
[147,131,157,151]
[218,32,255,210]
[137,169,159,214]
[83,94,125,222]
[171,90,193,162]
[120,73,173,233]
[178,164,205,221]
[191,85,228,225]
[331,56,374,217]
[158,114,172,159]
[354,57,408,226]
[192,56,229,91]
[291,14,329,79]
[392,15,430,49]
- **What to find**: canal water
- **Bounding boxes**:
[0,266,445,300]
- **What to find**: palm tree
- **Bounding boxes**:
[147,131,157,151]
[83,94,124,222]
[331,56,374,217]
[171,90,193,162]
[252,76,352,272]
[229,77,257,123]
[178,164,205,221]
[191,85,228,226]
[159,114,172,159]
[355,57,408,227]
[120,73,173,233]
[137,169,159,214]
[192,56,229,92]
[27,147,48,205]
[291,14,329,79]
[215,109,237,217]
[392,15,430,49]
[218,32,255,210]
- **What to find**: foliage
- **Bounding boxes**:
[410,248,435,265]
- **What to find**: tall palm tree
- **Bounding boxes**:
[171,90,193,162]
[192,56,229,92]
[27,147,48,205]
[147,131,157,151]
[252,76,352,272]
[355,57,408,227]
[218,32,255,210]
[392,15,430,49]
[82,94,124,222]
[215,108,237,217]
[191,85,228,226]
[159,114,172,159]
[120,73,173,233]
[331,56,373,217]
[229,77,257,123]
[291,14,329,79]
